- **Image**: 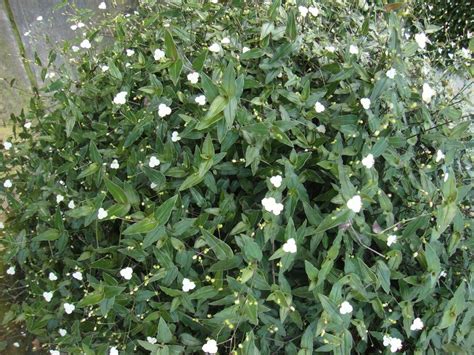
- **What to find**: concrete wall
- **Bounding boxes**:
[0,0,137,123]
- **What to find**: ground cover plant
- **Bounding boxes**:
[0,0,473,354]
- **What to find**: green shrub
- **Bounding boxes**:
[1,0,473,354]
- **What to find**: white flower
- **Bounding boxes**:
[316,125,326,134]
[37,16,43,21]
[282,238,297,253]
[461,47,470,59]
[98,2,107,10]
[80,39,91,49]
[308,6,319,16]
[56,194,64,204]
[4,179,12,188]
[98,208,108,220]
[149,156,160,168]
[49,272,58,281]
[110,159,120,170]
[126,49,135,57]
[439,270,447,278]
[147,337,157,344]
[24,31,31,36]
[415,32,430,49]
[120,267,133,280]
[443,173,449,182]
[270,175,282,188]
[242,46,250,53]
[24,121,32,129]
[50,351,60,355]
[0,222,3,229]
[389,337,402,353]
[72,46,80,52]
[361,154,374,169]
[101,65,109,72]
[314,101,325,113]
[221,37,230,44]
[6,266,15,275]
[347,195,362,213]
[208,43,221,53]
[125,62,131,68]
[202,339,218,354]
[187,72,200,84]
[422,83,435,104]
[386,68,397,79]
[182,278,196,292]
[410,317,424,331]
[298,6,308,17]
[349,45,359,55]
[158,103,172,117]
[195,95,207,106]
[113,91,128,105]
[210,0,218,3]
[360,98,371,110]
[13,342,20,348]
[150,182,157,189]
[72,271,83,281]
[70,24,78,31]
[325,45,336,53]
[77,22,85,28]
[109,347,119,355]
[4,141,12,150]
[171,131,181,142]
[45,72,56,80]
[68,200,75,209]
[383,335,403,353]
[154,48,165,61]
[339,301,353,315]
[59,329,67,337]
[64,303,75,314]
[435,150,445,162]
[261,197,284,216]
[387,234,397,247]
[43,291,54,302]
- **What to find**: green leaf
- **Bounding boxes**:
[143,226,167,248]
[157,318,173,343]
[261,22,274,40]
[286,11,297,40]
[208,256,242,272]
[376,260,391,293]
[192,49,208,71]
[169,58,183,86]
[154,195,178,225]
[201,229,234,260]
[439,282,466,329]
[66,205,95,218]
[77,163,99,179]
[33,229,60,242]
[78,289,105,307]
[188,286,218,300]
[196,95,228,130]
[222,62,236,97]
[315,210,351,234]
[104,178,128,204]
[107,59,122,80]
[123,217,158,235]
[179,172,204,191]
[164,30,178,61]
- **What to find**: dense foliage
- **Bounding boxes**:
[414,0,473,63]
[1,0,473,354]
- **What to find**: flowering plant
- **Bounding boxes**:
[1,0,472,354]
